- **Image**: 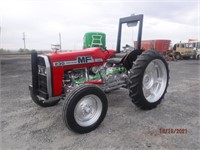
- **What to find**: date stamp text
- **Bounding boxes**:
[160,128,187,134]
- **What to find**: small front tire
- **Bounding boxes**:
[62,84,108,134]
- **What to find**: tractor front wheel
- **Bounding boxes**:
[129,50,169,110]
[62,84,108,133]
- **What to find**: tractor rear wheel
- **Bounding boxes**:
[129,50,169,110]
[62,84,108,133]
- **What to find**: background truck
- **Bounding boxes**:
[173,42,196,60]
[189,41,200,60]
[134,40,173,60]
[134,39,171,53]
[194,42,200,60]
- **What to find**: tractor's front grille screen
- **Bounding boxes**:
[38,74,47,93]
[37,57,47,93]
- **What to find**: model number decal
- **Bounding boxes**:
[54,56,95,67]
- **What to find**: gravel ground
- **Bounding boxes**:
[0,55,200,150]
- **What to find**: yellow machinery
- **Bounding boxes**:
[173,42,196,60]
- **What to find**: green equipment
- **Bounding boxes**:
[83,32,106,49]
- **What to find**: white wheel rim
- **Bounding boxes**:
[74,95,102,127]
[142,59,167,103]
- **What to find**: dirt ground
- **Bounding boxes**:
[0,55,200,150]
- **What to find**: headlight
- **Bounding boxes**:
[38,65,47,75]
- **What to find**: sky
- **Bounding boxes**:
[0,0,199,51]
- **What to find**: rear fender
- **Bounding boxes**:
[122,49,144,70]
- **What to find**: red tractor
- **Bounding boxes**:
[29,14,169,133]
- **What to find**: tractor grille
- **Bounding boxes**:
[38,74,47,93]
[37,56,48,95]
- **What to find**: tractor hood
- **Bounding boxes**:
[44,47,115,69]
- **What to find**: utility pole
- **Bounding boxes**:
[59,32,62,51]
[22,32,26,50]
[0,26,2,49]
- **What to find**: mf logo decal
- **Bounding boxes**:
[77,56,93,64]
[53,56,94,67]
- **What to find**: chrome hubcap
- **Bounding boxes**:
[143,59,167,103]
[74,95,102,127]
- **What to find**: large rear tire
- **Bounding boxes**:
[129,50,169,110]
[62,84,108,133]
